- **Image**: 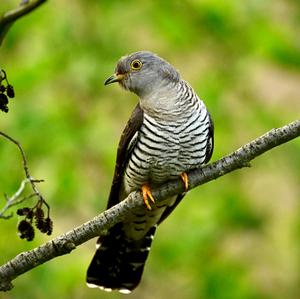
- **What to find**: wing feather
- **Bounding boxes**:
[204,111,214,163]
[106,103,144,209]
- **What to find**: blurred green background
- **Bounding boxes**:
[0,1,299,298]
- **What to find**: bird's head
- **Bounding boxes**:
[104,51,180,97]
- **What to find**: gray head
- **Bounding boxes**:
[104,51,180,97]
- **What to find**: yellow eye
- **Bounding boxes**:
[130,59,142,71]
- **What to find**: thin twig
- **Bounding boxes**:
[0,119,299,292]
[0,131,45,218]
[0,178,30,219]
[0,132,30,178]
[0,0,47,46]
[0,179,43,219]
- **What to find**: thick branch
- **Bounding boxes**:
[0,119,299,291]
[0,0,47,46]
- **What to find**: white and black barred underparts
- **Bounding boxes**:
[124,80,211,193]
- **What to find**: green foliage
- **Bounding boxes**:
[0,1,299,298]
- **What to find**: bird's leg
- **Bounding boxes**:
[180,172,189,191]
[141,184,155,210]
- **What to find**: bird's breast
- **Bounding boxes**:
[124,105,210,194]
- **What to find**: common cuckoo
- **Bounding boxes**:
[87,51,214,293]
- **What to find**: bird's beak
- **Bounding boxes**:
[104,73,125,85]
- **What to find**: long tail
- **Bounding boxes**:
[86,223,156,294]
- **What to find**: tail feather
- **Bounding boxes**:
[86,224,156,293]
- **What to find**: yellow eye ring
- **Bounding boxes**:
[130,59,143,71]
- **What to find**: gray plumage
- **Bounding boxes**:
[87,51,214,293]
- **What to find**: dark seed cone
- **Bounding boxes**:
[6,85,15,98]
[25,226,35,241]
[18,220,31,232]
[35,207,45,220]
[45,217,53,235]
[27,210,34,220]
[0,93,9,113]
[35,207,45,231]
[36,221,45,232]
[18,220,35,241]
[25,225,35,241]
[16,207,31,216]
[0,93,8,104]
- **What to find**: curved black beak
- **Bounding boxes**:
[104,73,125,85]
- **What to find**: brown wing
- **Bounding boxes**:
[106,103,144,209]
[204,111,214,164]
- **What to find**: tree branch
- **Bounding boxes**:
[0,179,38,219]
[0,0,47,46]
[0,132,45,219]
[0,119,299,292]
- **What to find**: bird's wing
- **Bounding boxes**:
[106,103,144,209]
[204,111,214,164]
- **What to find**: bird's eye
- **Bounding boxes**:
[130,59,142,71]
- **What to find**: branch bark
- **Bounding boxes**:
[0,119,299,292]
[0,0,47,46]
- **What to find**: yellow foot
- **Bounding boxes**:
[141,185,155,210]
[180,172,189,191]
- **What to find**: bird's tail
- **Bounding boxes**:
[86,223,156,294]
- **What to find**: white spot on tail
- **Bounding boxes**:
[86,283,98,288]
[86,283,112,292]
[119,288,132,294]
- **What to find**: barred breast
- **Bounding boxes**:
[124,80,211,194]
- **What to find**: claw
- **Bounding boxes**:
[141,185,155,210]
[180,172,189,191]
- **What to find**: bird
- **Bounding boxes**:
[86,51,214,293]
